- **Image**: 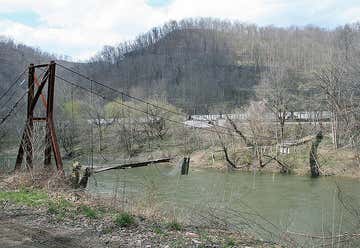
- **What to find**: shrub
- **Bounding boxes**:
[225,237,236,247]
[47,202,60,215]
[47,198,73,219]
[114,212,135,227]
[80,205,97,218]
[166,220,182,231]
[152,225,164,235]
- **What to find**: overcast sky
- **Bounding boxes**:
[0,0,359,61]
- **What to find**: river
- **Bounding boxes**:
[88,165,360,243]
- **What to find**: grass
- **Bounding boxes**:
[169,237,186,247]
[0,187,87,221]
[0,186,267,246]
[79,205,98,218]
[166,219,182,231]
[47,202,60,214]
[0,188,136,225]
[47,198,74,221]
[0,188,77,221]
[0,188,49,206]
[199,230,213,244]
[114,212,135,227]
[152,225,164,235]
[224,237,236,247]
[48,198,73,212]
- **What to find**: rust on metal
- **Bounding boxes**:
[34,73,47,108]
[15,61,64,174]
[15,64,35,170]
[45,61,63,172]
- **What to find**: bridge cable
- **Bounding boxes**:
[54,73,236,137]
[57,73,275,141]
[90,79,94,170]
[57,63,188,116]
[40,64,273,140]
[0,68,27,103]
[56,63,248,135]
[0,90,28,127]
[0,67,46,112]
[0,86,24,112]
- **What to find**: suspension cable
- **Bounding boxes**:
[0,86,23,112]
[57,63,185,115]
[90,79,94,170]
[56,63,249,135]
[0,68,27,103]
[0,68,46,112]
[39,64,273,139]
[0,90,28,127]
[54,73,237,137]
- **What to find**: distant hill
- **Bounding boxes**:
[81,18,357,113]
[82,22,263,113]
[1,18,359,114]
[0,38,52,92]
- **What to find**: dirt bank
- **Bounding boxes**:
[0,185,275,248]
[0,204,273,248]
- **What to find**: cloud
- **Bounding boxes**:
[0,0,359,60]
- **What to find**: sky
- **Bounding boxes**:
[0,0,359,61]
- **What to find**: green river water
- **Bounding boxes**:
[1,154,359,244]
[88,165,360,241]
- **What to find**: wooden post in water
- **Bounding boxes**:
[185,156,190,174]
[181,157,187,175]
[181,156,190,175]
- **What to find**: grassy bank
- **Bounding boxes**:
[0,182,275,248]
[187,135,360,178]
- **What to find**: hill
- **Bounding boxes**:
[1,18,360,114]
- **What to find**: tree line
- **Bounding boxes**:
[0,18,359,161]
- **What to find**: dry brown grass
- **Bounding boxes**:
[0,169,70,191]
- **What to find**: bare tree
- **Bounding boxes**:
[314,56,360,150]
[257,64,299,144]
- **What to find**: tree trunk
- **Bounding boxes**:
[280,117,285,144]
[331,112,339,149]
[222,147,237,170]
[309,131,323,177]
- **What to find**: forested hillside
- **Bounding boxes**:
[0,38,54,93]
[80,18,360,113]
[1,18,360,114]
